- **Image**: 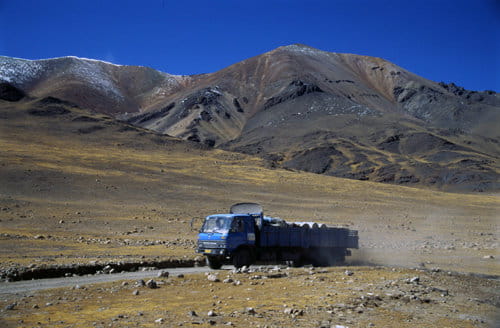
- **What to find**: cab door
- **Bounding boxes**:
[226,216,253,251]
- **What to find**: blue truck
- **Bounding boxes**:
[196,203,359,269]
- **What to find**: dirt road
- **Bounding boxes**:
[0,266,226,295]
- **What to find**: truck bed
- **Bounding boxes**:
[259,225,358,249]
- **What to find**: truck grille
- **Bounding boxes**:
[198,241,225,249]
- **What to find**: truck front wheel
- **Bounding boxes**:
[206,256,223,270]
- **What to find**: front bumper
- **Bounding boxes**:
[196,240,228,256]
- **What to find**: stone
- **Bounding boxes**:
[409,276,420,284]
[133,290,139,296]
[158,270,170,278]
[245,307,256,315]
[155,318,164,323]
[177,274,185,278]
[146,279,158,289]
[223,278,234,283]
[207,274,220,282]
[136,279,146,287]
[207,310,217,317]
[5,302,16,310]
[345,270,354,276]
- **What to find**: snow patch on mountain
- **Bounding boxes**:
[282,44,334,58]
[0,56,125,101]
[58,57,124,101]
[0,56,43,85]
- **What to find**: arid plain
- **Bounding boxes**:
[0,94,498,327]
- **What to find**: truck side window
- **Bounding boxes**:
[231,218,244,232]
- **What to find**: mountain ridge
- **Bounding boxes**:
[1,45,499,191]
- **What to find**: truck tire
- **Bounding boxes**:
[232,248,253,268]
[206,256,223,270]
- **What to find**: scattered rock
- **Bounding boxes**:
[245,307,256,315]
[284,307,303,317]
[483,255,494,259]
[409,276,420,284]
[207,310,217,317]
[146,279,158,289]
[345,270,354,276]
[102,265,112,274]
[5,302,17,310]
[207,274,220,282]
[266,273,287,279]
[157,270,169,278]
[132,290,139,296]
[155,318,164,324]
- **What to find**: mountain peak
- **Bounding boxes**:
[275,44,331,57]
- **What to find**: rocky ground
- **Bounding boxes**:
[1,266,499,328]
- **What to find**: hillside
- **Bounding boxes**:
[1,45,499,191]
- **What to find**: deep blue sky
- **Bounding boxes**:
[1,0,498,91]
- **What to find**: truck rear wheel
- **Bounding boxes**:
[206,256,223,270]
[232,248,253,268]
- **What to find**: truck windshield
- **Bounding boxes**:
[201,216,232,233]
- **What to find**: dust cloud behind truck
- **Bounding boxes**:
[196,203,358,269]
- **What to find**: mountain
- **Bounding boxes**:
[1,45,499,191]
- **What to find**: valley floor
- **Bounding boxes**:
[0,99,499,327]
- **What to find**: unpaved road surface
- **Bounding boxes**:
[0,266,227,295]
